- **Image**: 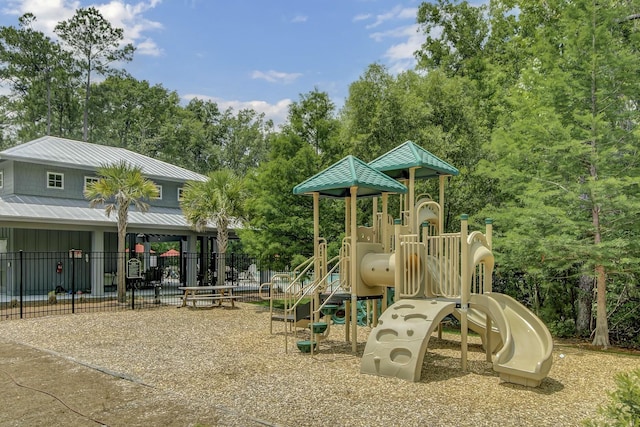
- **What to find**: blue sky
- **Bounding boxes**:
[0,0,426,125]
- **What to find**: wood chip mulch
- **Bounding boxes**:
[0,302,637,427]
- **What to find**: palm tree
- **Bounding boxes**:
[180,169,245,285]
[85,160,159,302]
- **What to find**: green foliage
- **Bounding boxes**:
[239,132,317,270]
[84,160,158,302]
[0,13,81,140]
[55,7,135,141]
[239,90,342,270]
[181,169,246,285]
[473,0,640,347]
[583,368,640,426]
[606,279,640,349]
[89,76,179,151]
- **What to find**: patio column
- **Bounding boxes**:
[185,234,198,286]
[91,230,105,296]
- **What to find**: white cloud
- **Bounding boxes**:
[365,6,417,29]
[251,70,303,84]
[352,13,371,22]
[2,0,79,33]
[353,5,421,73]
[183,94,292,126]
[135,37,162,56]
[370,23,421,72]
[2,0,163,57]
[291,15,307,23]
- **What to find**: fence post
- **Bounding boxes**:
[71,250,76,313]
[231,253,235,285]
[19,250,23,319]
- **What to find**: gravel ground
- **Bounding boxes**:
[0,302,637,427]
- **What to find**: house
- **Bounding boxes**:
[0,136,217,296]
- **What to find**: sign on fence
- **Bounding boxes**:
[68,249,82,259]
[127,258,142,279]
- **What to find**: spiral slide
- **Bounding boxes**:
[470,293,553,387]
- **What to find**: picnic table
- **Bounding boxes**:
[178,285,239,308]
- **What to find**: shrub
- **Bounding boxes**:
[583,368,640,426]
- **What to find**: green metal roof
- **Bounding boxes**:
[293,155,407,198]
[368,140,459,179]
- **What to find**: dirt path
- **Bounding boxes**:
[0,341,259,427]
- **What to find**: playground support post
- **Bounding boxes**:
[350,186,358,353]
[409,167,416,233]
[439,176,446,235]
[393,220,402,302]
[484,218,494,362]
[381,193,389,253]
[460,214,469,371]
[313,192,320,331]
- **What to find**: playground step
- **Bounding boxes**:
[320,304,339,315]
[296,340,317,353]
[309,322,328,334]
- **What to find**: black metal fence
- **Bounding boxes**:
[0,251,285,321]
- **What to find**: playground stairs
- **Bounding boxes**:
[296,302,341,353]
[271,300,311,329]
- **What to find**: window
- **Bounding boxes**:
[177,187,184,201]
[84,176,99,191]
[47,172,64,189]
[0,170,3,189]
[153,184,162,199]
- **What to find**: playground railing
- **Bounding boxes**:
[283,254,341,353]
[339,237,351,292]
[424,232,463,298]
[310,256,345,319]
[398,234,422,298]
[317,238,328,280]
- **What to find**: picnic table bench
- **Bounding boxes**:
[178,286,239,308]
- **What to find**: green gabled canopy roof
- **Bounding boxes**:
[368,140,459,179]
[293,155,407,198]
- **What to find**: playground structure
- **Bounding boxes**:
[261,141,553,387]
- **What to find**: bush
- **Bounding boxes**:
[583,368,640,426]
[548,318,576,338]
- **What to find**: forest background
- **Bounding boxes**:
[0,0,638,349]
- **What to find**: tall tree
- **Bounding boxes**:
[416,0,489,80]
[85,161,159,303]
[340,63,395,161]
[55,7,134,141]
[89,75,179,151]
[156,106,209,173]
[240,90,344,268]
[341,64,490,231]
[479,0,640,347]
[217,108,272,175]
[287,88,340,163]
[0,13,78,139]
[239,131,317,270]
[180,169,246,285]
